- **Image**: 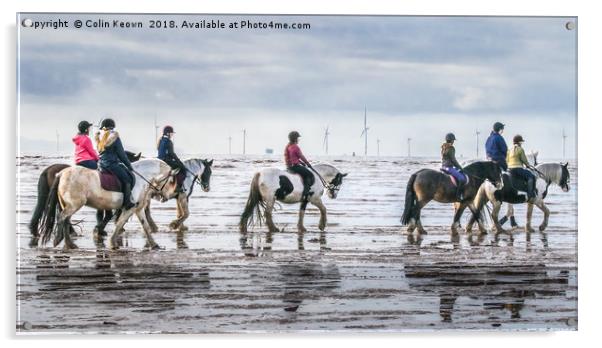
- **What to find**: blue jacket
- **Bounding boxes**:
[485,131,508,162]
[157,136,184,169]
[95,130,132,170]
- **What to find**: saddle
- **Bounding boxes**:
[440,168,468,187]
[286,169,316,187]
[99,170,122,192]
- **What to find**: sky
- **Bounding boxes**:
[17,14,577,159]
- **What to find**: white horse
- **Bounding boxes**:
[466,162,570,235]
[239,163,348,236]
[145,158,213,232]
[37,158,180,250]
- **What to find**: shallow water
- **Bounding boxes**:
[16,155,577,333]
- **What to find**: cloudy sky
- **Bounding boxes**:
[18,14,577,159]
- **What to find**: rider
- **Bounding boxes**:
[441,133,466,201]
[284,131,313,202]
[485,121,509,171]
[157,125,187,193]
[507,134,537,199]
[72,120,99,170]
[95,118,136,210]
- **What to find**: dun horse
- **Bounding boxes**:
[401,161,503,235]
[37,158,179,250]
[28,151,141,238]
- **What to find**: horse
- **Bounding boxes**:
[239,163,348,245]
[36,158,180,250]
[144,158,213,232]
[400,161,504,235]
[28,151,141,238]
[466,162,571,236]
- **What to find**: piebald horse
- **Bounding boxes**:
[239,163,348,243]
[145,158,213,232]
[466,162,571,236]
[37,158,179,250]
[401,161,504,235]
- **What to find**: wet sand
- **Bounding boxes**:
[16,155,578,333]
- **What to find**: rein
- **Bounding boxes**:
[308,166,332,190]
[131,168,171,193]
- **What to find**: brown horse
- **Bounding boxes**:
[400,161,503,235]
[28,151,141,238]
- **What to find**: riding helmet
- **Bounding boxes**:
[513,134,525,144]
[100,118,116,129]
[77,120,93,134]
[288,131,301,143]
[445,133,456,142]
[493,122,505,132]
[163,125,175,135]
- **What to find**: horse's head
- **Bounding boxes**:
[326,171,348,199]
[199,159,213,192]
[559,162,570,192]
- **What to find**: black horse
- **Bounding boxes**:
[401,161,503,235]
[28,151,142,239]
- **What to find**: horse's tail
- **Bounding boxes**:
[29,168,52,236]
[401,173,418,225]
[239,172,265,232]
[38,174,62,245]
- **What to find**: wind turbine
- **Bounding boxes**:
[360,106,369,156]
[475,129,481,158]
[407,137,412,158]
[242,129,246,155]
[377,138,381,157]
[228,135,232,155]
[323,126,330,155]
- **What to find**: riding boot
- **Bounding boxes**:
[456,181,465,201]
[122,183,135,210]
[527,177,535,200]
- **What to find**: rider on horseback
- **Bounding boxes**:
[485,122,509,171]
[441,133,466,201]
[73,120,99,170]
[284,131,314,202]
[157,125,187,193]
[95,118,136,210]
[507,134,537,199]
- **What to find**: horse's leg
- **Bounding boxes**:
[57,205,81,250]
[312,198,329,250]
[111,208,135,250]
[135,201,159,250]
[451,202,468,235]
[415,200,429,235]
[264,198,279,233]
[297,200,308,233]
[145,203,159,233]
[535,199,550,232]
[491,200,507,235]
[170,194,183,230]
[176,196,190,231]
[525,203,536,233]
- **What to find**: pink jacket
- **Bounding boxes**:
[73,134,99,163]
[284,143,308,167]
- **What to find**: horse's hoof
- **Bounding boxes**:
[418,230,428,235]
[269,227,280,233]
[29,238,39,248]
[63,243,78,251]
[179,225,189,232]
[526,227,536,233]
[150,227,159,233]
[298,227,307,233]
[539,225,547,232]
[151,244,161,251]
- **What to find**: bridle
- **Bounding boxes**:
[308,166,341,195]
[131,168,174,194]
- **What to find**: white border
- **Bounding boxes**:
[3,0,599,347]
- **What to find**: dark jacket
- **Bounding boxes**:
[95,130,132,170]
[441,143,462,169]
[157,136,185,169]
[485,131,508,163]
